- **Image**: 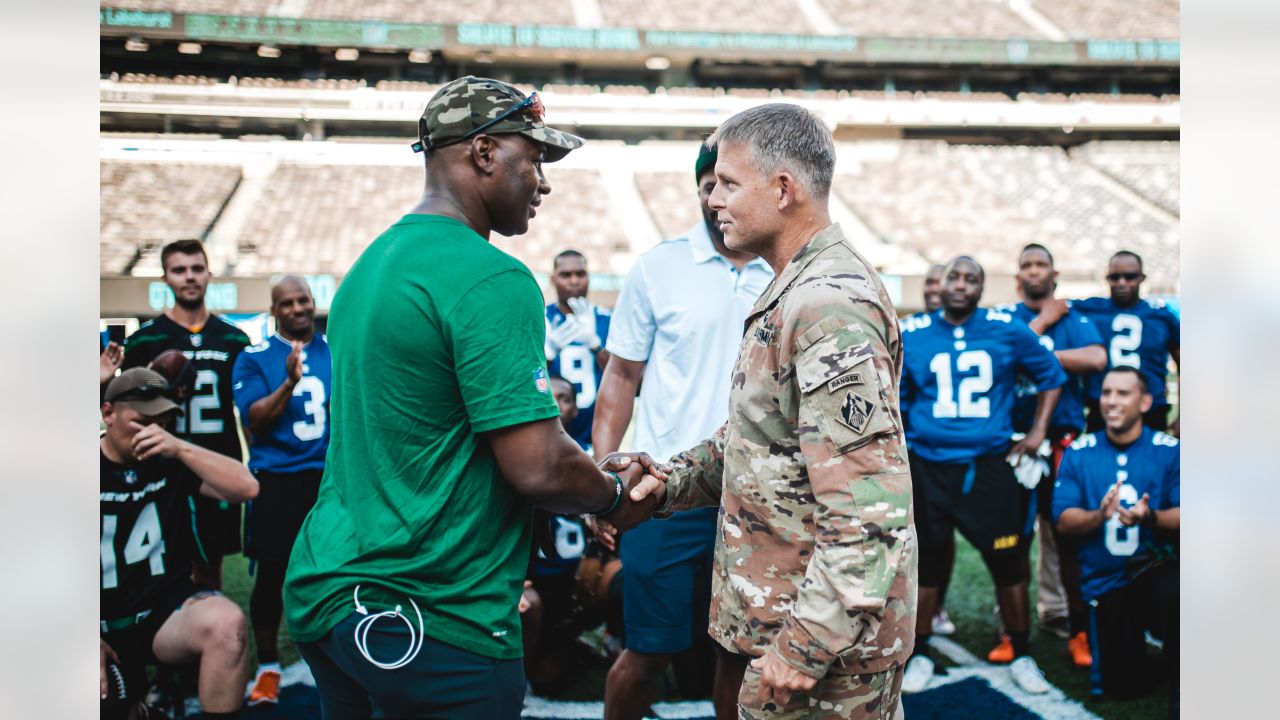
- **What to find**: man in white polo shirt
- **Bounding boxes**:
[593,140,774,720]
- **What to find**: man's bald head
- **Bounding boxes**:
[271,274,311,304]
[270,274,316,341]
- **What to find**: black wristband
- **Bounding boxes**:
[1142,508,1158,528]
[595,471,624,517]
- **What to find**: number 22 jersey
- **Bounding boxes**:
[1051,428,1180,601]
[900,307,1066,464]
[122,315,251,460]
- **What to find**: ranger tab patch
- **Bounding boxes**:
[837,391,876,434]
[827,372,864,392]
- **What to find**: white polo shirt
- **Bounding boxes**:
[606,221,774,461]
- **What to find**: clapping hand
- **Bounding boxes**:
[1118,492,1152,527]
[286,341,304,384]
[566,296,602,349]
[1100,477,1123,519]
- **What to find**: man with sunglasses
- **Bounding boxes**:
[1074,251,1181,434]
[283,76,666,719]
[100,369,258,719]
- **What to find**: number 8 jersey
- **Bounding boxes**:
[900,308,1066,463]
[232,334,333,473]
[1051,428,1180,601]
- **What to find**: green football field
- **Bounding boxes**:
[222,533,1170,720]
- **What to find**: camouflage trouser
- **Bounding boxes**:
[738,665,904,720]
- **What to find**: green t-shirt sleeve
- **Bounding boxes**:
[448,269,560,433]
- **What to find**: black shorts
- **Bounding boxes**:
[192,494,242,560]
[1089,561,1179,699]
[100,581,217,708]
[910,451,1031,556]
[244,469,322,563]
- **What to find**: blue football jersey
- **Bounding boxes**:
[1004,302,1104,433]
[900,308,1067,463]
[1073,297,1180,406]
[231,334,333,473]
[546,303,611,448]
[1052,428,1180,601]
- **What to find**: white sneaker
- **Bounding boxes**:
[932,609,956,635]
[1010,656,1051,694]
[901,654,935,694]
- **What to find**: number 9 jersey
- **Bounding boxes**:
[900,307,1066,463]
[232,334,333,473]
[1051,428,1179,601]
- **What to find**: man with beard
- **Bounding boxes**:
[119,239,251,589]
[232,275,331,706]
[898,256,1065,696]
[545,250,611,450]
[282,76,666,719]
[593,139,773,720]
[1074,251,1181,435]
[1054,367,1179,714]
[1000,243,1105,668]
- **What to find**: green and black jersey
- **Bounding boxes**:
[122,315,250,460]
[100,451,199,623]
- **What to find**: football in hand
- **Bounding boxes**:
[147,349,195,401]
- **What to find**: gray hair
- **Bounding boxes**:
[707,103,835,200]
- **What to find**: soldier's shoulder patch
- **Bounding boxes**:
[827,371,865,392]
[837,391,876,434]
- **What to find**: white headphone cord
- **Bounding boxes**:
[352,584,425,670]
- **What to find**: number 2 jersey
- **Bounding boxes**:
[1072,297,1180,408]
[101,451,199,622]
[900,307,1067,464]
[122,314,250,460]
[232,334,333,473]
[1052,428,1180,601]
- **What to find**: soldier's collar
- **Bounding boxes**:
[752,223,846,314]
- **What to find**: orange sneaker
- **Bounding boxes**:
[1068,632,1093,668]
[987,635,1014,664]
[248,669,281,706]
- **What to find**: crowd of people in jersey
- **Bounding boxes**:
[99,77,1179,720]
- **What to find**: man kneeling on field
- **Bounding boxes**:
[100,369,259,720]
[1054,367,1179,715]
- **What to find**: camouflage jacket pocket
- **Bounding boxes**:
[795,324,895,454]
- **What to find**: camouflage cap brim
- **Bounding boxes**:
[521,125,585,163]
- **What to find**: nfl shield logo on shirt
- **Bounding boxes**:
[123,470,138,486]
[190,334,203,347]
[533,367,550,394]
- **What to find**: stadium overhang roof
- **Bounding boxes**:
[101,9,1180,69]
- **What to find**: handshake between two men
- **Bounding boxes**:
[589,452,671,550]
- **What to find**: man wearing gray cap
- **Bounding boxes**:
[282,76,668,719]
[99,369,258,719]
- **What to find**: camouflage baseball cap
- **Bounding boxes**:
[414,76,585,162]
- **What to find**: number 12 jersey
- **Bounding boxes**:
[900,307,1066,463]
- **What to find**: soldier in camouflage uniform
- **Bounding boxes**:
[618,104,915,719]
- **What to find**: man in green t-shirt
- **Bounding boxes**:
[282,76,664,719]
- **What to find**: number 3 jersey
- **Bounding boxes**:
[100,451,200,621]
[122,315,251,460]
[900,307,1067,464]
[1051,428,1180,601]
[232,334,333,473]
